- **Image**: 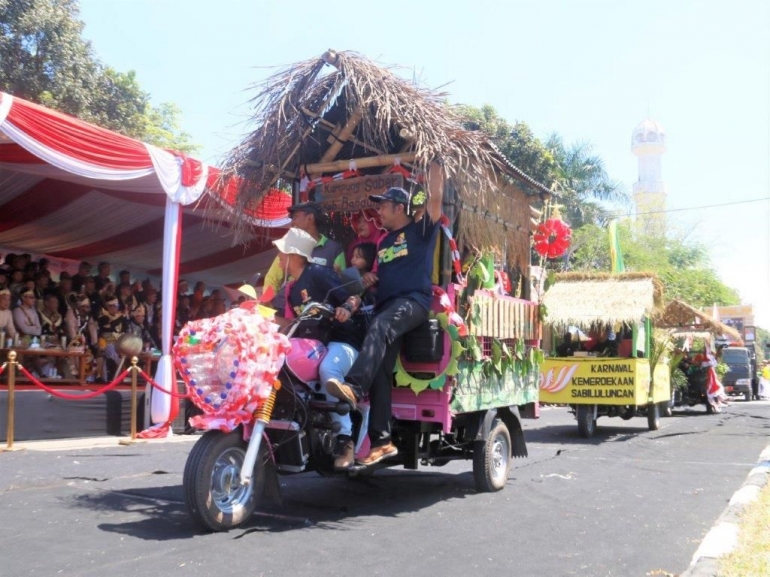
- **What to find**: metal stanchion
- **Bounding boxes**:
[119,357,144,446]
[2,351,23,452]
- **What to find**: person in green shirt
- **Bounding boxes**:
[263,202,346,311]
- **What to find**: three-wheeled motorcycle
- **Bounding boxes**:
[181,279,541,531]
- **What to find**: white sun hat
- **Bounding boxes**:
[273,227,316,260]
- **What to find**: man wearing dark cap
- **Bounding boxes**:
[327,161,445,465]
[263,201,346,308]
[72,262,93,292]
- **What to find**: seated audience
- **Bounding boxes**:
[13,290,42,337]
[0,289,18,343]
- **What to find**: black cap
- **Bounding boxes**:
[287,201,324,220]
[59,271,72,280]
[119,269,130,277]
[369,187,411,205]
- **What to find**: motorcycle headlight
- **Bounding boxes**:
[736,378,750,386]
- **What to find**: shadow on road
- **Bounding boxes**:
[68,467,483,540]
[525,423,648,446]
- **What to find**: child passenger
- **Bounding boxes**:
[317,241,377,469]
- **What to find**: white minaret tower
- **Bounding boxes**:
[631,119,667,236]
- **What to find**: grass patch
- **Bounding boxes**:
[719,482,770,577]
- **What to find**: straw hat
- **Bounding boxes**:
[273,228,316,260]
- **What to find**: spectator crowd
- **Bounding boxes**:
[0,252,227,381]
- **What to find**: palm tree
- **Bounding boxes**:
[545,134,629,228]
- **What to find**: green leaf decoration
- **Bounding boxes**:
[392,302,465,395]
[491,339,503,375]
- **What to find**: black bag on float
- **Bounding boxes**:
[402,318,444,363]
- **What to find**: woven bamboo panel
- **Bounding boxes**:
[469,293,540,339]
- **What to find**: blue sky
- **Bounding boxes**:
[79,0,770,327]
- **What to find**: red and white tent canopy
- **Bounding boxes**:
[0,92,290,286]
[0,92,292,433]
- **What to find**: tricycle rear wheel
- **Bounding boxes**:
[472,419,512,492]
[576,405,596,438]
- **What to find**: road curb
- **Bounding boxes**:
[681,445,770,577]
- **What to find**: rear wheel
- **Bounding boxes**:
[472,419,512,492]
[576,405,596,438]
[647,402,661,431]
[183,430,264,532]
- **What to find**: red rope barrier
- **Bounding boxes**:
[18,366,131,400]
[0,362,6,377]
[138,368,189,399]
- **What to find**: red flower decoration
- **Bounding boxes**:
[533,218,572,258]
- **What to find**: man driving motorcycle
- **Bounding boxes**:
[273,227,363,469]
[327,160,445,466]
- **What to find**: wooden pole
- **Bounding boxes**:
[2,351,19,452]
[310,110,364,179]
[303,109,390,158]
[304,152,417,175]
[321,111,363,162]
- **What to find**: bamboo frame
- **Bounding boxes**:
[304,152,417,175]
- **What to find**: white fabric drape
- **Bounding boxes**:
[0,93,12,125]
[150,199,182,427]
[1,122,156,183]
[144,144,208,205]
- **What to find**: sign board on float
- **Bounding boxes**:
[316,173,404,212]
[538,357,670,405]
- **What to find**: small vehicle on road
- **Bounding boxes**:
[720,346,753,401]
[538,272,670,438]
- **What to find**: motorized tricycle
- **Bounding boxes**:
[181,284,540,532]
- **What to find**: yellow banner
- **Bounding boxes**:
[539,357,669,405]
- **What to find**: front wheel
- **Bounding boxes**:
[183,430,264,532]
[576,404,596,438]
[472,419,512,492]
[647,402,661,431]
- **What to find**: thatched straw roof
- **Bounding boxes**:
[658,299,742,341]
[542,272,664,329]
[218,50,550,271]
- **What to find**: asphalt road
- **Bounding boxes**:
[1,400,769,577]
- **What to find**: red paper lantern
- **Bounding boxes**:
[533,218,572,258]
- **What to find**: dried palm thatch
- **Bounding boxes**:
[217,50,550,271]
[542,272,664,329]
[658,299,742,341]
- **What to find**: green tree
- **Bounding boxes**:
[141,102,199,154]
[0,0,99,116]
[569,221,741,308]
[457,104,556,185]
[546,134,629,228]
[0,0,198,153]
